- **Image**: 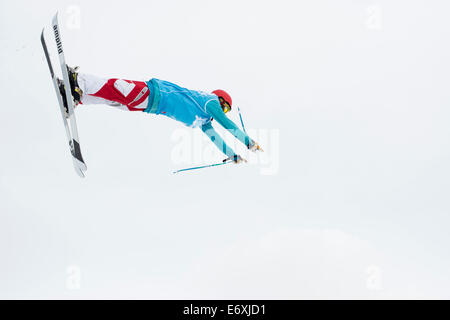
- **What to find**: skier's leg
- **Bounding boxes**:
[77,73,149,111]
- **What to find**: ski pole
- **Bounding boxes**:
[173,160,233,174]
[237,105,246,133]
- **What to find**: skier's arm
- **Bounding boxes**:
[206,100,255,149]
[201,122,238,159]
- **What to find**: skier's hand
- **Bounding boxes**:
[224,155,247,164]
[249,141,264,153]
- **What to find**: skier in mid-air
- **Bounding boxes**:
[58,66,263,164]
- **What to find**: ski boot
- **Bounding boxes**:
[58,65,82,118]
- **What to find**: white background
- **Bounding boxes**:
[1,0,450,299]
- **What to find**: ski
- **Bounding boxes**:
[41,12,86,177]
[51,12,87,174]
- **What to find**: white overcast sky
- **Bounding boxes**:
[1,0,450,299]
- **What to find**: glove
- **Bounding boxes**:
[224,155,247,164]
[249,141,264,152]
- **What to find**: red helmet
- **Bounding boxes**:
[212,89,232,113]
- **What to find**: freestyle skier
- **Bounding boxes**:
[58,66,264,164]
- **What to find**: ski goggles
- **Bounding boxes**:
[219,97,231,113]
